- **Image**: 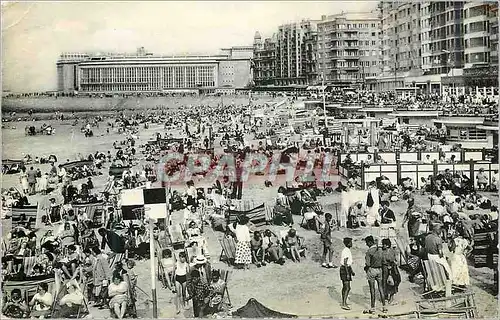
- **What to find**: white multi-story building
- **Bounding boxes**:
[317,11,381,89]
[56,46,253,93]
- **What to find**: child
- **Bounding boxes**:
[250,231,265,267]
[340,237,355,310]
[284,229,301,262]
[160,249,175,291]
[321,212,336,268]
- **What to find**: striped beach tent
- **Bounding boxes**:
[72,201,105,226]
[228,203,268,228]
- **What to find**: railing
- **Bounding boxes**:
[340,160,499,189]
[339,148,493,165]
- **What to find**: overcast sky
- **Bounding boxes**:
[2,1,376,93]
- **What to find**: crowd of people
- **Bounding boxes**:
[2,90,498,318]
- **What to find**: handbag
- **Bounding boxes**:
[366,191,374,208]
[387,274,394,286]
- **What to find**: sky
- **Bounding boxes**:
[1,1,376,93]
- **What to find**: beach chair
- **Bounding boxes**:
[219,236,237,265]
[11,206,38,229]
[421,259,464,298]
[73,201,105,227]
[415,292,478,319]
[395,236,409,267]
[219,269,232,307]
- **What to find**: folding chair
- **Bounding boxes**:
[219,269,232,307]
[219,236,237,265]
[421,259,464,298]
[395,237,409,267]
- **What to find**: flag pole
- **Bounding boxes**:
[149,216,158,318]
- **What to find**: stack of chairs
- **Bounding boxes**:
[472,231,497,268]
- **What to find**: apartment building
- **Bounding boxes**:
[317,11,381,89]
[462,1,499,89]
[378,2,423,91]
[275,20,319,86]
[376,1,469,93]
[253,32,277,87]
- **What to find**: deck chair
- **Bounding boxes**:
[50,280,89,318]
[219,236,237,265]
[219,269,232,307]
[421,259,463,298]
[395,237,409,267]
[168,224,187,244]
[11,205,38,229]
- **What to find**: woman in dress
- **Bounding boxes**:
[449,235,471,287]
[234,215,252,269]
[274,186,293,226]
[381,238,401,304]
[184,180,198,208]
[91,247,112,308]
[20,170,29,195]
[403,198,422,238]
[29,283,53,318]
[405,236,424,283]
[108,274,129,319]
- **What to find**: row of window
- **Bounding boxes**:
[318,22,378,32]
[80,66,216,88]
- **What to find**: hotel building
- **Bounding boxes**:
[316,11,382,89]
[253,32,277,87]
[462,1,499,88]
[56,46,253,94]
[275,20,319,86]
[376,0,498,94]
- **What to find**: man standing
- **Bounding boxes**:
[364,235,386,314]
[424,223,452,277]
[231,159,243,200]
[187,270,213,318]
[27,167,37,195]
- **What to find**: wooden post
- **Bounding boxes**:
[460,148,465,163]
[417,150,422,161]
[360,161,365,188]
[397,162,402,186]
[482,147,486,161]
[469,160,475,188]
[432,160,438,177]
[149,219,158,318]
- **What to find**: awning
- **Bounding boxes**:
[477,125,499,131]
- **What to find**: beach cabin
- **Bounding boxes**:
[361,105,395,119]
[431,116,497,149]
[389,110,442,128]
[395,87,419,99]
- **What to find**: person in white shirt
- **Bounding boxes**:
[29,283,53,318]
[340,237,354,310]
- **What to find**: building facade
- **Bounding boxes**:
[378,2,423,91]
[253,32,277,86]
[56,47,253,93]
[376,0,497,94]
[317,11,382,89]
[462,1,499,88]
[275,20,318,86]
